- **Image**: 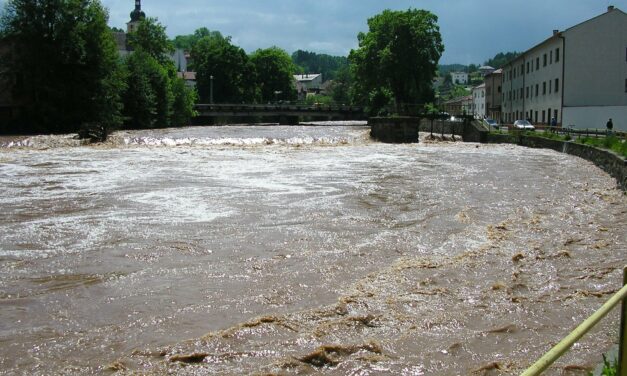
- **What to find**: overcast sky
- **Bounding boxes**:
[3,0,626,64]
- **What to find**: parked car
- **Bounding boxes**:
[485,118,500,130]
[513,119,535,130]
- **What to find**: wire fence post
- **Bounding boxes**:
[619,266,627,375]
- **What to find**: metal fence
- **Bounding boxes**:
[521,266,627,375]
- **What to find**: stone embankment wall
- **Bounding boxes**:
[488,133,627,191]
[370,117,420,143]
[370,118,487,143]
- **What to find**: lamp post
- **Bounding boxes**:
[274,90,282,104]
[210,75,214,104]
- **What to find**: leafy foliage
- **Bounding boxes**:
[349,8,444,114]
[291,50,348,82]
[122,18,196,128]
[484,51,521,69]
[192,33,257,103]
[0,0,125,133]
[250,47,297,102]
[172,27,223,51]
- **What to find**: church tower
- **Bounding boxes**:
[126,0,146,33]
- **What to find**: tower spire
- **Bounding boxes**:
[127,0,146,33]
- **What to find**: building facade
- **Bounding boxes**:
[451,71,469,85]
[472,83,486,119]
[484,68,503,122]
[294,74,322,100]
[501,7,627,130]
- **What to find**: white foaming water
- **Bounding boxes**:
[0,124,624,375]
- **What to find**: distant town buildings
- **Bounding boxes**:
[501,6,627,130]
[294,73,323,100]
[484,68,503,121]
[471,83,486,119]
[478,66,496,77]
[451,71,469,85]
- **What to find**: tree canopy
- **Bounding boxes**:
[0,0,124,133]
[191,33,257,103]
[349,8,444,113]
[291,50,348,82]
[172,27,223,51]
[484,51,521,69]
[250,47,297,102]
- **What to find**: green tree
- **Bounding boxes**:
[349,8,444,114]
[172,27,222,51]
[123,18,196,128]
[484,51,521,69]
[291,50,348,82]
[127,17,173,64]
[330,65,351,104]
[250,47,296,102]
[192,33,257,103]
[170,78,197,127]
[0,0,124,133]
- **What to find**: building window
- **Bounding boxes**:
[554,109,558,121]
[542,110,546,123]
[550,50,553,64]
[543,82,546,95]
[535,111,538,123]
[526,86,529,98]
[498,86,501,93]
[543,54,547,66]
[535,84,539,96]
[520,64,524,75]
[555,78,559,92]
[549,81,552,94]
[527,62,530,73]
[536,58,540,70]
[556,48,560,62]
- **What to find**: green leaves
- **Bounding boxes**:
[250,47,296,102]
[349,8,444,114]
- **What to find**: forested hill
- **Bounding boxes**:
[291,50,348,82]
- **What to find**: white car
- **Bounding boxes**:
[513,120,535,130]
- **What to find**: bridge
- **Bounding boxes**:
[193,103,367,124]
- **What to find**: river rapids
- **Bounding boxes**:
[0,123,625,375]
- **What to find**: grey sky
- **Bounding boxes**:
[4,0,627,64]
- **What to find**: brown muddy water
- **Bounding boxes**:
[0,124,625,375]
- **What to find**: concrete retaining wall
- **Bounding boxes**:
[369,117,419,143]
[487,133,627,191]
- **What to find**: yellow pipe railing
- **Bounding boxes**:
[521,266,627,376]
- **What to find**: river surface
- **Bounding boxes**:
[0,124,625,375]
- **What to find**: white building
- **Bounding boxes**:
[501,6,627,131]
[472,83,486,119]
[294,74,322,100]
[451,71,469,85]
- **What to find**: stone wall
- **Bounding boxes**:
[487,133,627,191]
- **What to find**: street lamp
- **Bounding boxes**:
[210,75,214,104]
[274,90,282,104]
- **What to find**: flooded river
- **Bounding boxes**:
[0,124,625,375]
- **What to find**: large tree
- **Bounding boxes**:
[123,18,196,128]
[191,33,257,103]
[349,8,444,114]
[0,0,124,133]
[250,47,296,102]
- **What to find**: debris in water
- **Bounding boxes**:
[511,253,525,262]
[485,324,517,334]
[297,342,383,368]
[169,352,209,363]
[471,362,502,374]
[107,361,127,371]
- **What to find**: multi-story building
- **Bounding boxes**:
[484,69,503,122]
[451,72,469,85]
[501,6,627,130]
[472,83,486,119]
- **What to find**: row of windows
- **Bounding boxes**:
[505,109,559,124]
[485,86,501,96]
[505,47,560,81]
[503,78,560,101]
[473,91,485,98]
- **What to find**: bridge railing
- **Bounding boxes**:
[194,103,365,113]
[521,266,627,375]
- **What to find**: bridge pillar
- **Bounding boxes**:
[279,115,299,125]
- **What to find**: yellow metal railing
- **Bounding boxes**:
[521,266,627,376]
